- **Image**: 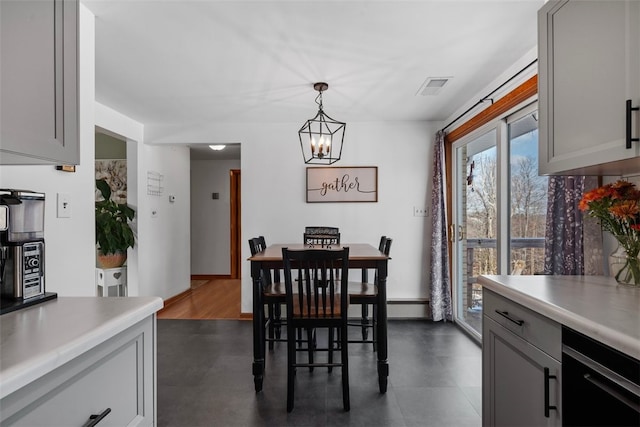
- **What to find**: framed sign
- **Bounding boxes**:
[306,166,378,203]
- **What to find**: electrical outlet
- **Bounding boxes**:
[413,206,429,217]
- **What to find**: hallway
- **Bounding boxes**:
[157,278,242,320]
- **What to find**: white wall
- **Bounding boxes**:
[191,159,240,275]
[137,144,191,299]
[146,120,440,314]
[0,3,96,296]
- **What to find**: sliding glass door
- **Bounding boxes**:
[452,102,544,339]
[453,127,498,338]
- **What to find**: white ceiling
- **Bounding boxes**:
[83,0,544,159]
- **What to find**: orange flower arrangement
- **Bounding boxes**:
[579,180,640,285]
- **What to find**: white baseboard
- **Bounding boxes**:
[348,299,431,319]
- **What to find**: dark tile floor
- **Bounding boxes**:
[157,319,481,427]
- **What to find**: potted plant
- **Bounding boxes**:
[95,178,136,268]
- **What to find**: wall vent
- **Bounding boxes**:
[416,77,452,96]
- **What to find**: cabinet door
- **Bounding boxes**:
[1,316,155,427]
[0,0,79,165]
[483,316,561,427]
[538,0,640,176]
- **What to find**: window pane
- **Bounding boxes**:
[509,112,547,275]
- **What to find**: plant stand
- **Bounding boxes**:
[96,267,127,297]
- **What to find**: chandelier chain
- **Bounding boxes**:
[315,91,324,111]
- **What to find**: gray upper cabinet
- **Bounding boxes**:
[538,0,640,176]
[0,0,79,165]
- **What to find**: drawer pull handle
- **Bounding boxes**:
[84,408,111,427]
[495,310,524,326]
[583,374,640,414]
[544,367,558,418]
[626,99,639,149]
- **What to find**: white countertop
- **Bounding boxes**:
[478,275,640,360]
[0,296,163,399]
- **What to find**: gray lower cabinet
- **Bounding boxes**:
[0,316,156,426]
[482,289,561,426]
[0,0,79,165]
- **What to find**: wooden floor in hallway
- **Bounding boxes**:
[157,278,242,320]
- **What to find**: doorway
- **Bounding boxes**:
[94,129,133,296]
[230,169,241,279]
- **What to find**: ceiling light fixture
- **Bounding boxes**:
[298,82,346,165]
[209,144,226,151]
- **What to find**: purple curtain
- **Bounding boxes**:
[429,131,453,321]
[543,176,602,275]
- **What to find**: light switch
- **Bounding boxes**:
[57,193,71,218]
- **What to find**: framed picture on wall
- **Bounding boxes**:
[306,166,378,203]
[95,159,127,203]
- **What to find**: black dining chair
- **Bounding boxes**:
[348,236,392,351]
[248,236,285,350]
[282,247,351,412]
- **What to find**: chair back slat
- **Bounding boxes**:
[283,247,349,320]
[374,237,392,284]
[249,236,281,287]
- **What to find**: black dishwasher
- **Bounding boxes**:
[562,326,640,427]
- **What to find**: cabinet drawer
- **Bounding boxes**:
[484,288,561,360]
[1,317,154,427]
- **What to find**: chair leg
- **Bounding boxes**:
[274,304,282,340]
[372,304,377,352]
[328,327,334,373]
[287,325,296,412]
[267,303,275,350]
[341,325,350,411]
[361,304,369,340]
[306,328,314,372]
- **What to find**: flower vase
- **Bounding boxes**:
[608,243,640,286]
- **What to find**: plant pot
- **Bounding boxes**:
[608,242,640,286]
[97,251,127,269]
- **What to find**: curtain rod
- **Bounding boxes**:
[440,58,538,133]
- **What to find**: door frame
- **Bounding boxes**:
[230,169,241,279]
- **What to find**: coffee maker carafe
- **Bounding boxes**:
[0,189,46,300]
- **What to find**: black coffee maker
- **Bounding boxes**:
[0,189,46,301]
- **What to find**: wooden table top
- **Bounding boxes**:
[248,243,390,262]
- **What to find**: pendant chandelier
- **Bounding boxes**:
[298,82,346,165]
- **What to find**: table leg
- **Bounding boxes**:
[376,260,389,393]
[251,261,265,392]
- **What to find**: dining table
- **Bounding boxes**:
[248,243,391,394]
